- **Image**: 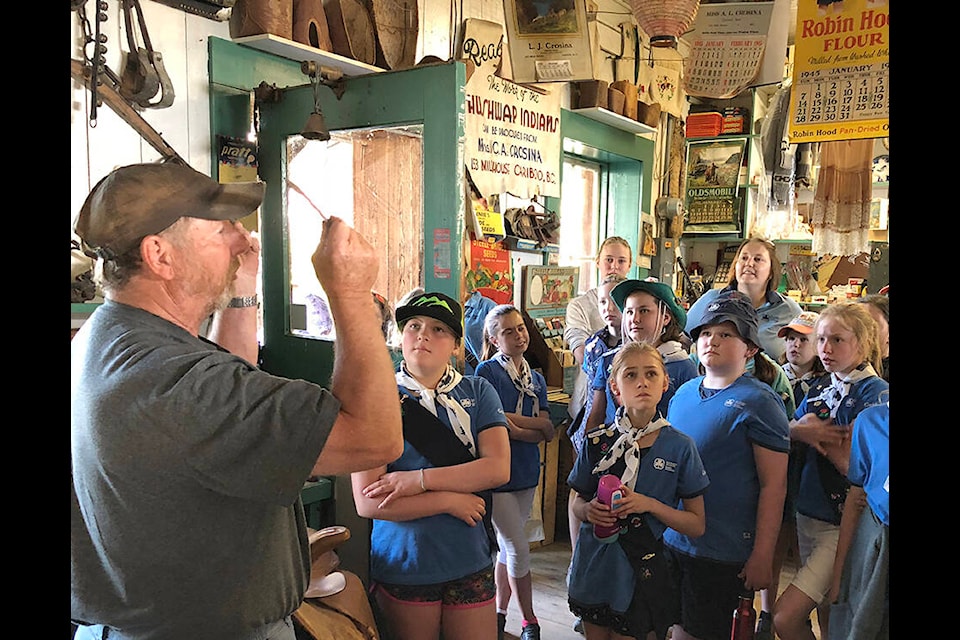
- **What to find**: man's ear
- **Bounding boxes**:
[140,234,177,280]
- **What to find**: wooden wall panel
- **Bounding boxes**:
[350,130,424,305]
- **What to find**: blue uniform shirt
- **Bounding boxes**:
[474,359,550,491]
[848,401,889,526]
[664,375,790,564]
[370,376,507,585]
[794,374,888,524]
[567,422,709,614]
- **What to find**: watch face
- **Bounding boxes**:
[872,155,889,182]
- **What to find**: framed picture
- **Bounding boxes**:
[641,221,657,256]
[683,138,747,234]
[501,0,594,83]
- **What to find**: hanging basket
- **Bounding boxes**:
[629,0,701,48]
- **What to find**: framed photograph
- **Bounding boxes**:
[641,221,657,256]
[683,138,747,234]
[501,0,594,83]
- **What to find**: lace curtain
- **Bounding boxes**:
[811,139,873,256]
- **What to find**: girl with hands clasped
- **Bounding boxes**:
[475,304,556,640]
[351,292,511,640]
[772,304,887,640]
[567,342,708,640]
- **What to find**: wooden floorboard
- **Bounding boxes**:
[501,540,821,640]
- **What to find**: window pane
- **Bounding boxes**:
[558,157,601,294]
[285,126,424,340]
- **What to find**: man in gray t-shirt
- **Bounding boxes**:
[71,163,403,640]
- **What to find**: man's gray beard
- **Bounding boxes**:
[210,283,235,315]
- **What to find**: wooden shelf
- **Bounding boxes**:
[570,107,657,136]
[232,34,383,77]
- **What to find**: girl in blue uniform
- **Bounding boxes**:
[583,279,696,434]
[757,311,828,635]
[773,303,888,640]
[475,304,556,640]
[664,289,791,640]
[827,395,889,640]
[568,342,708,640]
[351,292,511,640]
[566,274,626,573]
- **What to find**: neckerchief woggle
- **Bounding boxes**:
[592,406,670,490]
[396,362,476,455]
[494,351,539,416]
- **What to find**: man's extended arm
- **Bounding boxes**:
[311,217,404,475]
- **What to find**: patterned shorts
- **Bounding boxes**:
[374,566,495,606]
[568,600,633,636]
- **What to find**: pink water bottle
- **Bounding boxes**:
[594,475,622,543]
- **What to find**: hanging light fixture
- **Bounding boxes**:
[629,0,701,48]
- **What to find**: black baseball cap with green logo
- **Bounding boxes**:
[395,292,463,338]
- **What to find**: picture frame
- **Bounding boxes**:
[501,0,594,83]
[683,138,747,234]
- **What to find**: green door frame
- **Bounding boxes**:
[559,110,656,279]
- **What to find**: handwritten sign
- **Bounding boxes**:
[464,71,561,200]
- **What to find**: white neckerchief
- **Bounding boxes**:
[657,340,689,364]
[396,363,476,455]
[810,363,878,419]
[782,362,822,400]
[494,352,539,416]
[592,406,669,490]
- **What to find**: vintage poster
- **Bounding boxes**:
[683,1,776,99]
[218,135,258,183]
[683,138,747,233]
[522,265,579,313]
[466,239,515,304]
[464,68,562,200]
[501,0,594,83]
[788,0,889,143]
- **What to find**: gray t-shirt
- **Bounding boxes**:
[563,288,604,417]
[71,301,341,639]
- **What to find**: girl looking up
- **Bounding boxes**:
[583,279,696,434]
[567,342,708,640]
[475,304,556,640]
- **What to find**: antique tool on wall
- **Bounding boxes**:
[119,0,175,109]
[71,58,185,164]
[74,0,109,126]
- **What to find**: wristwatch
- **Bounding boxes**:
[227,294,259,308]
